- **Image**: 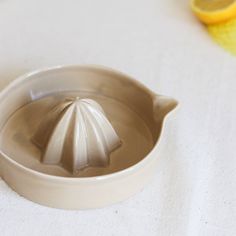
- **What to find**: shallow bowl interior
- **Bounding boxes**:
[0,66,161,177]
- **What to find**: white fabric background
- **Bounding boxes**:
[0,0,236,235]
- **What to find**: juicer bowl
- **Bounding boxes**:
[0,65,177,209]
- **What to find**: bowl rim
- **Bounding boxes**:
[0,64,168,183]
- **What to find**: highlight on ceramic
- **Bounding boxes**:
[32,97,121,174]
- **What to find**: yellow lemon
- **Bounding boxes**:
[191,0,236,24]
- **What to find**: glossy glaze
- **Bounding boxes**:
[32,97,121,174]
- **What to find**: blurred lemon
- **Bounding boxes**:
[191,0,236,24]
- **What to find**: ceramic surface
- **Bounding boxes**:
[0,65,177,209]
[32,97,121,174]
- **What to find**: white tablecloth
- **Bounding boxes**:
[0,0,236,235]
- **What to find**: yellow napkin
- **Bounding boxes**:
[208,18,236,55]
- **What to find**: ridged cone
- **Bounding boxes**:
[32,97,121,174]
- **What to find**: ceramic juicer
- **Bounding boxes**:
[0,65,177,209]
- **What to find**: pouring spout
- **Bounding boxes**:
[153,95,178,123]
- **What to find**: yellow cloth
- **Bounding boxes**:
[208,18,236,55]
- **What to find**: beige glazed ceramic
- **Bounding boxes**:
[0,65,177,209]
